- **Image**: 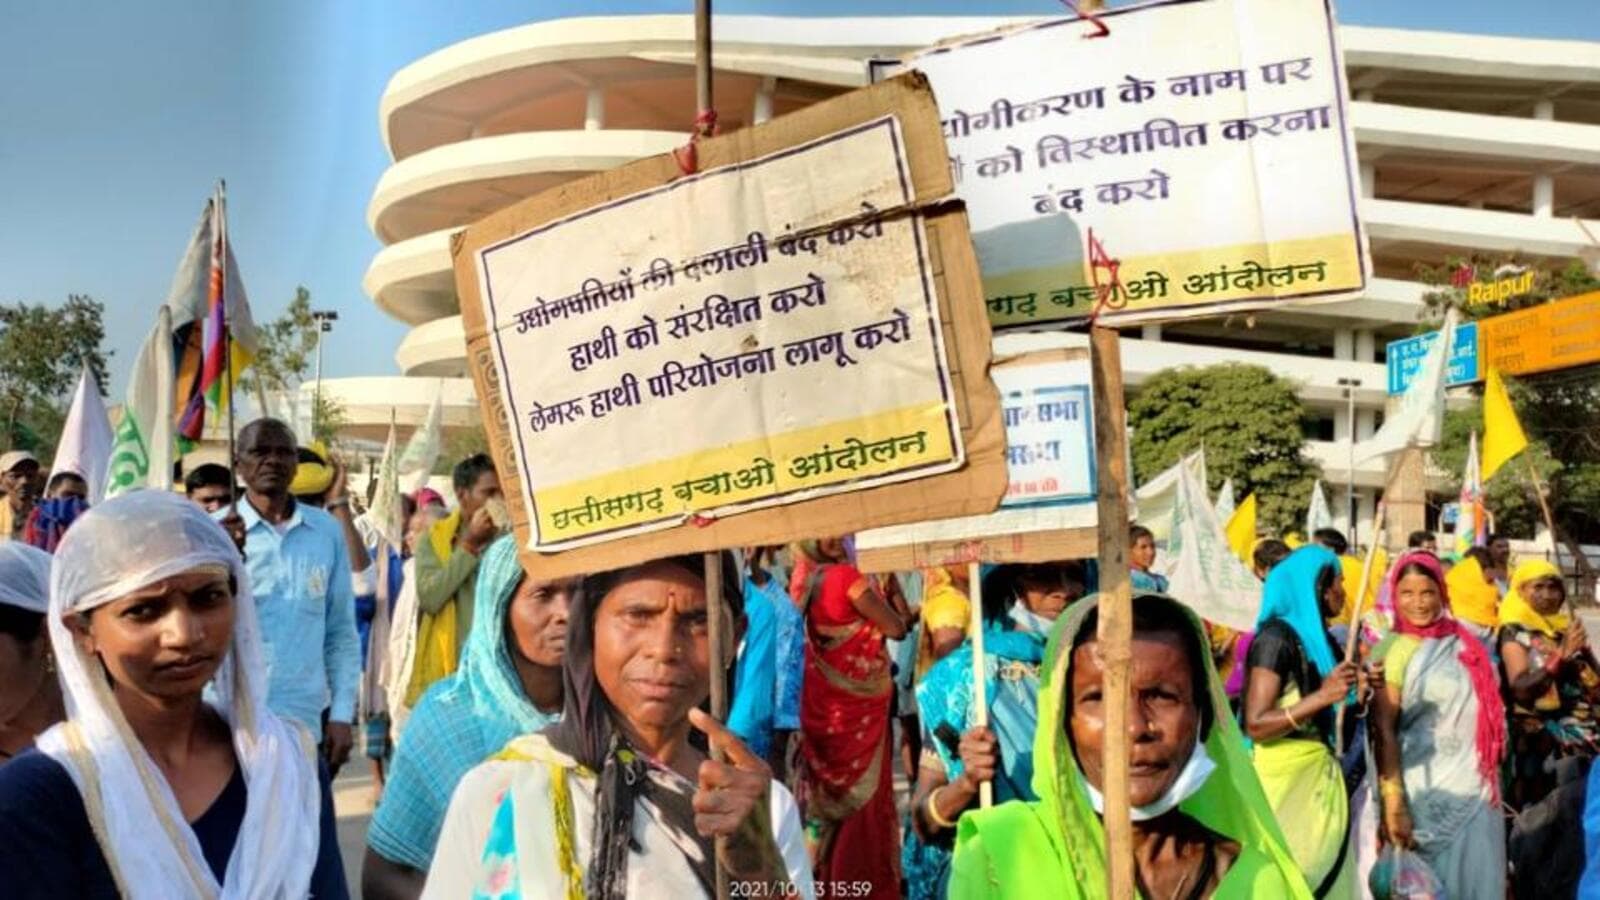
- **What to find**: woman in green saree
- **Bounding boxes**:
[948,592,1311,899]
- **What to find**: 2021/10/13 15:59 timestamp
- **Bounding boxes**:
[731,880,874,898]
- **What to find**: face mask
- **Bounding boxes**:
[1080,733,1217,822]
[1009,598,1055,636]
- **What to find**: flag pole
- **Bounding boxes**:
[219,180,237,514]
[1336,500,1387,755]
[1524,456,1578,618]
[967,559,992,808]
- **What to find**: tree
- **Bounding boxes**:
[438,424,489,475]
[241,286,348,446]
[1417,255,1600,549]
[1129,363,1322,535]
[0,295,110,453]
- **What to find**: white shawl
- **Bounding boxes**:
[34,490,321,899]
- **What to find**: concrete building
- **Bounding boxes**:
[334,14,1600,536]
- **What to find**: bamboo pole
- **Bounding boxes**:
[218,181,238,515]
[1089,323,1135,900]
[704,549,729,900]
[1524,456,1578,617]
[968,560,993,808]
[1335,501,1387,756]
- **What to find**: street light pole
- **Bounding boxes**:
[311,310,338,439]
[1337,376,1362,544]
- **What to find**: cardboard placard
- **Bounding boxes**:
[455,73,1005,579]
[895,0,1369,329]
[855,347,1116,573]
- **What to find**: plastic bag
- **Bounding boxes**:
[1368,846,1447,899]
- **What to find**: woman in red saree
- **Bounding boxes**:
[796,538,912,896]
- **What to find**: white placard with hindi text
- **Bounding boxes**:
[904,0,1368,328]
[472,117,963,551]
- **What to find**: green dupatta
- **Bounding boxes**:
[948,593,1312,899]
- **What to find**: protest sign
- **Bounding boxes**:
[455,74,1005,579]
[901,0,1367,328]
[855,346,1121,572]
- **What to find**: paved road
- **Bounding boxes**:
[333,764,377,894]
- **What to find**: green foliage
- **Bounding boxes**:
[0,295,109,453]
[438,424,489,475]
[243,287,349,446]
[1128,363,1321,534]
[1417,254,1600,545]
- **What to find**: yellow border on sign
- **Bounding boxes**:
[981,232,1364,326]
[533,401,958,542]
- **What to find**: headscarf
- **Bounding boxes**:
[413,486,445,509]
[1337,549,1385,625]
[916,569,971,680]
[948,593,1312,898]
[1444,553,1500,629]
[1256,544,1341,678]
[33,490,320,900]
[372,534,561,868]
[0,541,50,613]
[541,552,743,900]
[1385,550,1506,800]
[22,496,87,552]
[1498,558,1567,638]
[290,443,334,497]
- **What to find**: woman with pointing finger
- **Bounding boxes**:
[423,554,814,899]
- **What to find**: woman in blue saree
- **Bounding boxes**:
[903,562,1086,900]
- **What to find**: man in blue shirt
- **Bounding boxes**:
[221,418,362,774]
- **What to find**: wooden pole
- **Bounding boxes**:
[967,560,993,808]
[694,0,712,118]
[218,181,238,515]
[1524,455,1578,617]
[704,549,730,900]
[1335,501,1387,755]
[1089,323,1135,900]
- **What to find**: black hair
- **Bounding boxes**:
[1407,530,1433,548]
[237,417,296,450]
[979,561,1088,625]
[0,603,44,643]
[45,471,85,495]
[1488,533,1509,547]
[1252,538,1292,574]
[1312,528,1349,556]
[1463,546,1495,569]
[183,463,235,495]
[579,552,743,623]
[1068,594,1214,738]
[452,453,497,494]
[1315,559,1342,605]
[296,446,327,467]
[1394,558,1441,586]
[1129,524,1154,543]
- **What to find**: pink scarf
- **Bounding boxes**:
[1386,550,1506,801]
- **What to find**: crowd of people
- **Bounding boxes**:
[0,421,1597,898]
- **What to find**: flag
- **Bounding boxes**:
[1453,431,1487,557]
[367,419,405,550]
[51,367,115,504]
[1225,493,1257,565]
[1357,308,1460,464]
[1481,367,1528,482]
[1161,458,1262,631]
[1214,477,1236,523]
[1134,448,1207,544]
[173,185,259,447]
[398,381,444,493]
[106,308,176,497]
[1305,479,1334,536]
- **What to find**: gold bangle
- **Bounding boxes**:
[926,785,959,829]
[1378,777,1406,800]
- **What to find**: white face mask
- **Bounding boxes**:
[1009,599,1056,636]
[1080,733,1217,822]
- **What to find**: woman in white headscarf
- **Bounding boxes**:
[0,490,347,898]
[0,543,61,761]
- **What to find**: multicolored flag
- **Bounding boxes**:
[173,185,258,449]
[1453,431,1487,557]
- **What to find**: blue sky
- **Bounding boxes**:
[3,0,1597,399]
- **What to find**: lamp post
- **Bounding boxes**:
[1337,376,1362,544]
[311,310,339,438]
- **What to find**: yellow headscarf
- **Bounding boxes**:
[290,442,334,496]
[1445,554,1501,629]
[916,568,971,680]
[1332,550,1386,626]
[1497,559,1567,637]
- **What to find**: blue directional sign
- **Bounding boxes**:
[1386,322,1480,395]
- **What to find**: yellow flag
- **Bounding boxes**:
[1225,493,1257,565]
[1482,367,1528,482]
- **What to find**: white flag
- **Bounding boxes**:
[52,367,115,504]
[398,381,444,493]
[106,309,175,497]
[1214,477,1237,523]
[1357,308,1459,464]
[1305,479,1334,536]
[1134,448,1207,544]
[1160,456,1262,631]
[367,420,405,550]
